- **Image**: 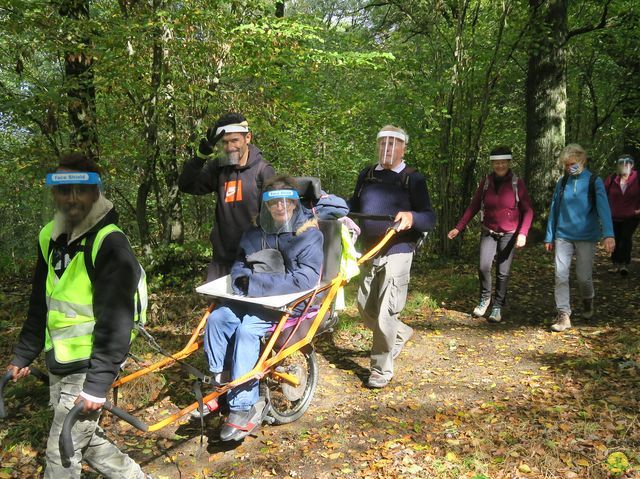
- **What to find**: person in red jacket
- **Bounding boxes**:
[605,154,640,276]
[447,146,534,323]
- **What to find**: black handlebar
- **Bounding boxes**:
[60,400,148,466]
[348,212,395,221]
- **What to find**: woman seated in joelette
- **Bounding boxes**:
[203,175,324,441]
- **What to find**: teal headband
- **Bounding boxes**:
[262,189,299,201]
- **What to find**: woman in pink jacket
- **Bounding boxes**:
[605,154,640,276]
[448,147,534,323]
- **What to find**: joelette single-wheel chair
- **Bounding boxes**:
[0,178,401,464]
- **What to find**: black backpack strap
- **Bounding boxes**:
[356,165,377,199]
[588,173,597,211]
[83,232,98,284]
[399,165,416,190]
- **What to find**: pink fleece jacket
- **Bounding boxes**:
[455,171,534,236]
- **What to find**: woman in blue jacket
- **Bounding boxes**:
[544,144,615,332]
[203,175,323,441]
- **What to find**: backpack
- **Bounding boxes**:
[480,174,520,222]
[355,164,428,250]
[355,164,416,199]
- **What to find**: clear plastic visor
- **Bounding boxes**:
[215,132,249,166]
[617,159,634,175]
[377,137,402,166]
[45,172,102,225]
[259,190,301,234]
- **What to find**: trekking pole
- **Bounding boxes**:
[60,400,149,466]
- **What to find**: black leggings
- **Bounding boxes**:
[478,231,516,308]
[611,217,640,265]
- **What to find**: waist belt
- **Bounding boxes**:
[481,225,514,238]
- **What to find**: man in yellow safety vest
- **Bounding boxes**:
[6,152,149,479]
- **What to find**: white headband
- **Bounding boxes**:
[490,154,512,161]
[216,122,249,136]
[377,130,407,142]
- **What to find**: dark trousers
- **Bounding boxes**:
[478,231,516,308]
[611,217,640,265]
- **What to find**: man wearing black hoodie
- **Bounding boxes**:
[7,153,148,478]
[179,113,275,280]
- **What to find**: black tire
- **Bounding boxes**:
[264,345,318,425]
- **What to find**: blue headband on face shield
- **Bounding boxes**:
[45,172,102,186]
[262,189,299,201]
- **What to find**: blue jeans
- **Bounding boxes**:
[203,306,276,411]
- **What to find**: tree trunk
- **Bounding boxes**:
[58,0,99,159]
[524,0,567,217]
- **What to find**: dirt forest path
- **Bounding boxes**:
[1,238,639,479]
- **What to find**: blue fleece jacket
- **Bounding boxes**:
[544,169,614,243]
[231,209,324,298]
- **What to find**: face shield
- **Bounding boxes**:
[617,157,634,176]
[215,123,250,166]
[259,189,301,234]
[45,171,102,227]
[377,130,406,167]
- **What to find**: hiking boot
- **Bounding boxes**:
[487,307,502,323]
[620,265,629,277]
[550,312,571,332]
[472,298,490,317]
[392,326,414,360]
[367,371,391,389]
[219,399,266,442]
[581,299,594,319]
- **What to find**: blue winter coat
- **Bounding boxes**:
[231,209,324,298]
[544,169,614,243]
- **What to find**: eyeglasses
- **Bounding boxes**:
[265,198,293,209]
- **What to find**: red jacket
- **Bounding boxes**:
[605,170,640,221]
[455,171,534,235]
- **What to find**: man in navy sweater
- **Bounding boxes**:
[349,125,436,388]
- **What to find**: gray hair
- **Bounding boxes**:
[559,143,587,166]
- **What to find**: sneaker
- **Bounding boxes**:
[366,371,391,389]
[472,298,490,317]
[391,326,414,360]
[487,307,502,323]
[581,299,594,319]
[219,399,266,442]
[620,265,629,277]
[550,311,571,332]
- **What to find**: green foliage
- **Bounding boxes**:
[144,241,210,289]
[0,0,638,270]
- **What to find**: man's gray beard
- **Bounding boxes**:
[224,151,241,165]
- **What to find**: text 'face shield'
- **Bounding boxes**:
[260,189,301,234]
[45,171,101,227]
[377,131,406,167]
